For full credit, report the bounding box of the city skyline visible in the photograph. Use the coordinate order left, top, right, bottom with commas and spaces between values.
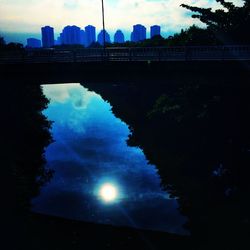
0, 0, 244, 44
29, 23, 163, 48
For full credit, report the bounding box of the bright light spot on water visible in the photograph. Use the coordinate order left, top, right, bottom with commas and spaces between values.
99, 183, 118, 203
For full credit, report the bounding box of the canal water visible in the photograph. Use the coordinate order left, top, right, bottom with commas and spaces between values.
32, 83, 188, 235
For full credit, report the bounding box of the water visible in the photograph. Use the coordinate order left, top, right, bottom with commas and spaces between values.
32, 83, 188, 235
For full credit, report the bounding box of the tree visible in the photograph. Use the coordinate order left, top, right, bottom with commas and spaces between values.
166, 25, 218, 46
181, 0, 250, 44
6, 42, 24, 50
0, 36, 6, 45
0, 36, 6, 49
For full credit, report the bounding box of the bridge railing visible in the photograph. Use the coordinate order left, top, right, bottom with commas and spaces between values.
0, 46, 250, 64
185, 45, 250, 60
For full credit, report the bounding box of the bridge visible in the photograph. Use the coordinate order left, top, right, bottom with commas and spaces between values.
1, 46, 250, 84
1, 46, 250, 64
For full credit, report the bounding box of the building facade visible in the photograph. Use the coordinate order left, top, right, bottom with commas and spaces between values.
131, 24, 146, 42
41, 26, 54, 48
114, 30, 125, 43
61, 25, 81, 45
85, 25, 96, 47
80, 30, 87, 46
27, 38, 41, 48
97, 30, 111, 45
150, 25, 161, 38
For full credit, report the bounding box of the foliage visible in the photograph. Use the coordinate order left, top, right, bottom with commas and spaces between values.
146, 79, 250, 245
135, 35, 167, 47
3, 84, 54, 213
83, 69, 250, 247
166, 25, 219, 46
181, 0, 250, 44
0, 38, 24, 51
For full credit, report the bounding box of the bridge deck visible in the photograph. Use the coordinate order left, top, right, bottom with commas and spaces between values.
1, 46, 250, 64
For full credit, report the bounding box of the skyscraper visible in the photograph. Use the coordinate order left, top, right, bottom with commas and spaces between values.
131, 24, 146, 42
97, 30, 111, 45
41, 26, 54, 48
131, 32, 135, 42
150, 25, 161, 38
27, 38, 41, 48
85, 25, 96, 47
80, 30, 87, 46
55, 36, 61, 46
61, 25, 81, 45
59, 33, 63, 45
61, 26, 70, 44
71, 25, 81, 44
114, 30, 125, 43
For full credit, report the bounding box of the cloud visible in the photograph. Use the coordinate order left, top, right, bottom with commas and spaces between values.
64, 0, 79, 10
0, 0, 244, 40
42, 83, 97, 108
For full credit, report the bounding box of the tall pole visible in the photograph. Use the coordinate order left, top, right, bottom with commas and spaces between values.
101, 0, 106, 48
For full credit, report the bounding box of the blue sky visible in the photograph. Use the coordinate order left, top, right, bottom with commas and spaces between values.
0, 0, 244, 43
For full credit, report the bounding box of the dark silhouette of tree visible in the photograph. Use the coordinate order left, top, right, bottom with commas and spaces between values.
0, 36, 6, 46
3, 83, 54, 213
166, 25, 218, 46
0, 41, 24, 51
181, 0, 250, 44
83, 65, 250, 249
7, 42, 24, 50
139, 35, 166, 47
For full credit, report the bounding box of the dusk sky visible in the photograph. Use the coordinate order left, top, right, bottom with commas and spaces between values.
0, 0, 244, 43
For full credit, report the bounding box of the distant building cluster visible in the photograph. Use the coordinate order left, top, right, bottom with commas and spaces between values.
27, 38, 41, 48
26, 24, 162, 48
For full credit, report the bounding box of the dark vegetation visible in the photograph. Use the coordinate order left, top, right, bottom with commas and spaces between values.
2, 83, 53, 211
83, 66, 250, 249
181, 0, 250, 45
0, 36, 24, 51
2, 82, 53, 248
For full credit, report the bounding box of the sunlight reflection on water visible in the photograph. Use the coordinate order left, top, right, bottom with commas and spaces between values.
32, 83, 188, 235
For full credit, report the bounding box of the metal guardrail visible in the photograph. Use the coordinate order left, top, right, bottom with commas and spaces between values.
0, 46, 250, 64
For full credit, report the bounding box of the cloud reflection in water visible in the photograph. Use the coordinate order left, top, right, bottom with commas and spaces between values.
32, 83, 188, 235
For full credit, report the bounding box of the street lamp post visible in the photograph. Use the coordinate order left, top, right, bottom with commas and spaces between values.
101, 0, 106, 49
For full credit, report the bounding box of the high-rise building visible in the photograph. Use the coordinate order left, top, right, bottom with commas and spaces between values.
61, 26, 70, 44
131, 32, 135, 42
114, 30, 125, 43
55, 36, 61, 46
41, 26, 54, 48
85, 25, 96, 47
150, 25, 161, 38
61, 25, 81, 45
71, 25, 81, 44
27, 38, 41, 48
59, 33, 63, 44
97, 30, 111, 45
131, 24, 146, 42
80, 30, 87, 46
